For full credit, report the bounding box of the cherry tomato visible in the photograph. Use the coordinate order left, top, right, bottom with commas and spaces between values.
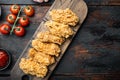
0, 24, 11, 35
19, 16, 29, 27
10, 4, 20, 15
6, 14, 17, 24
14, 26, 25, 37
24, 6, 34, 17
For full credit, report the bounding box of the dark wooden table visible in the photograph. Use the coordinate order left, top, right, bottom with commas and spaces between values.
0, 0, 120, 80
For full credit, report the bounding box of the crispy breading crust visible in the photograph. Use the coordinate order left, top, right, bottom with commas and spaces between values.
37, 31, 65, 45
50, 8, 79, 26
28, 48, 55, 66
45, 21, 74, 38
32, 39, 61, 57
19, 58, 48, 78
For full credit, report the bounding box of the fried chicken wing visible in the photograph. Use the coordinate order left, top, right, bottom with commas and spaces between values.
49, 8, 79, 26
32, 39, 60, 57
36, 31, 65, 45
28, 48, 55, 66
19, 58, 48, 78
45, 21, 74, 38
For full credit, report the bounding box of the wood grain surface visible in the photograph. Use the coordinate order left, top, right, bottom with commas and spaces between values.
11, 0, 88, 80
0, 0, 54, 5
0, 0, 120, 6
0, 0, 120, 80
0, 0, 120, 5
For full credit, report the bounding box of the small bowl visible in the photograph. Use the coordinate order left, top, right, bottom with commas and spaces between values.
0, 48, 11, 71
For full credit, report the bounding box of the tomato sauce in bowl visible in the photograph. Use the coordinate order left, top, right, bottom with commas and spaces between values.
0, 48, 11, 71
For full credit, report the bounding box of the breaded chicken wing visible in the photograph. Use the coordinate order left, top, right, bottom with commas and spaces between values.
49, 8, 79, 26
28, 48, 55, 66
32, 39, 60, 57
45, 21, 74, 38
19, 58, 48, 78
36, 31, 65, 45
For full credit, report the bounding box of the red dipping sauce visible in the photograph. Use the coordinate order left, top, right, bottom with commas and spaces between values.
0, 50, 9, 68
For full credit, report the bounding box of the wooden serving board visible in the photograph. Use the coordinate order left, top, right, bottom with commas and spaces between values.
11, 0, 88, 80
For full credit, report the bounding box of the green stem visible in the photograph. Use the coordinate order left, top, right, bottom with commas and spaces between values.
10, 7, 23, 35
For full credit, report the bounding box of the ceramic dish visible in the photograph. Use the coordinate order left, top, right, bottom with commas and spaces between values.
0, 48, 11, 71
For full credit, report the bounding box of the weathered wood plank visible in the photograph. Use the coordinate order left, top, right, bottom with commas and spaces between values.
50, 76, 86, 80
49, 73, 120, 80
1, 73, 120, 80
0, 0, 54, 5
0, 77, 10, 80
11, 0, 88, 80
0, 0, 120, 6
1, 72, 120, 80
86, 0, 120, 6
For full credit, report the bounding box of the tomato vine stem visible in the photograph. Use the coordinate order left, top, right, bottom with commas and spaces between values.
10, 7, 23, 35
